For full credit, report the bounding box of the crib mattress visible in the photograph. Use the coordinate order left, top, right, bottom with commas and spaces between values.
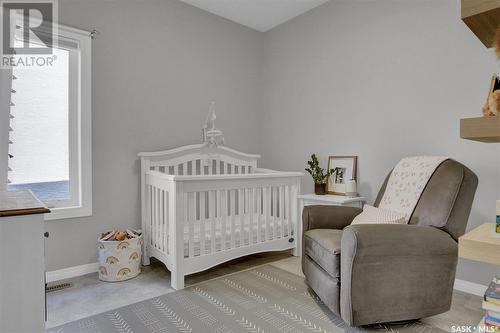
186, 221, 292, 257
151, 219, 293, 258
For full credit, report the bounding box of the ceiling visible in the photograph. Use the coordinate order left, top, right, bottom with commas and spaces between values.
178, 0, 330, 32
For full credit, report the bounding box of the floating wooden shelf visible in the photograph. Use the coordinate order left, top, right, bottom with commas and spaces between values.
459, 223, 500, 265
461, 0, 500, 48
460, 116, 500, 142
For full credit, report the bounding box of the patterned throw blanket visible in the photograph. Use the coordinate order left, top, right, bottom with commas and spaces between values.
379, 156, 448, 222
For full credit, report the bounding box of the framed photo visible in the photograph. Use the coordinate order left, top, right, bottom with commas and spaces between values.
327, 156, 358, 195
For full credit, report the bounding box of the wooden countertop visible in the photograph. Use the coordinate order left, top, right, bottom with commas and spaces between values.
458, 223, 500, 265
0, 190, 50, 217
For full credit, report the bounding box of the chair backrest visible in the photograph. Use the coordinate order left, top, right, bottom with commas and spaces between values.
374, 159, 478, 241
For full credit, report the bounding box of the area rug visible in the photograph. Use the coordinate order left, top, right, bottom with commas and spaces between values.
48, 265, 446, 333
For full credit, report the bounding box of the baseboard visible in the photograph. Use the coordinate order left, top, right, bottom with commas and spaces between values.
45, 263, 488, 297
454, 278, 488, 297
46, 262, 99, 283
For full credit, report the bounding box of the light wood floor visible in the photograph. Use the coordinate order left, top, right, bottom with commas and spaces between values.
46, 251, 483, 330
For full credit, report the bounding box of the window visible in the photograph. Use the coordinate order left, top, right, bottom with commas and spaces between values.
7, 23, 92, 220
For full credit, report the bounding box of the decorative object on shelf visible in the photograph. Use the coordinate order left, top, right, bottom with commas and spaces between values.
345, 179, 357, 198
202, 101, 224, 147
496, 26, 500, 59
483, 75, 500, 116
327, 156, 357, 195
305, 154, 336, 195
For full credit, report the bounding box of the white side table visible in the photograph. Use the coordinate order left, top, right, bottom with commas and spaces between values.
294, 194, 365, 256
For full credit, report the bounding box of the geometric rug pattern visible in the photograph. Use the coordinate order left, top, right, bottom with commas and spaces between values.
48, 265, 446, 333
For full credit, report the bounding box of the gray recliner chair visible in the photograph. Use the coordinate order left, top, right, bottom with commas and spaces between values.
302, 159, 478, 326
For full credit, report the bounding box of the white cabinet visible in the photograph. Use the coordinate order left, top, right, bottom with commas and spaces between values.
0, 190, 49, 333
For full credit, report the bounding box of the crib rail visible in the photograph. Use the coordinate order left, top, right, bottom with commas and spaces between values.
143, 171, 301, 277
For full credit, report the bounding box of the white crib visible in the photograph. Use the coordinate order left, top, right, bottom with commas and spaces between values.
139, 143, 302, 289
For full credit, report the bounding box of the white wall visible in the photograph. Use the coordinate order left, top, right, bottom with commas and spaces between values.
261, 0, 500, 285
45, 0, 264, 271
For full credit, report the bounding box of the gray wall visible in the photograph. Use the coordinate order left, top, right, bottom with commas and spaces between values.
261, 0, 500, 285
45, 0, 264, 271
47, 0, 500, 286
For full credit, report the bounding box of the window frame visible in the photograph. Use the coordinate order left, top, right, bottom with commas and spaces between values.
11, 21, 92, 221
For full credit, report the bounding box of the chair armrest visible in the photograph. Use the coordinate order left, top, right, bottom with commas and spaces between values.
340, 224, 458, 326
302, 205, 362, 231
341, 224, 457, 257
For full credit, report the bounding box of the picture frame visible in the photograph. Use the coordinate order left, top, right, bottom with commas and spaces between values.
327, 156, 358, 195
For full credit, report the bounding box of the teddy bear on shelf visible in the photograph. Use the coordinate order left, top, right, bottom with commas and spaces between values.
483, 90, 500, 116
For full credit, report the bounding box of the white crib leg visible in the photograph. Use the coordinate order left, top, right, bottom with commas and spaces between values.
171, 268, 184, 290
171, 184, 185, 290
292, 185, 302, 257
142, 248, 151, 266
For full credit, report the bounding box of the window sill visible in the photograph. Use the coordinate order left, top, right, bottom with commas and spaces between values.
44, 205, 92, 221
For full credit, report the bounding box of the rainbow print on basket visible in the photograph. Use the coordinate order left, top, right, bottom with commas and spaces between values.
106, 256, 119, 264
117, 268, 131, 278
98, 266, 107, 277
117, 241, 130, 250
97, 230, 142, 282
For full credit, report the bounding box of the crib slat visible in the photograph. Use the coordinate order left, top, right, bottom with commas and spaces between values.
148, 186, 153, 248
156, 188, 160, 248
151, 187, 155, 248
208, 159, 213, 175
209, 190, 215, 254
249, 188, 255, 245
264, 187, 269, 241
239, 188, 244, 247
200, 191, 206, 256
217, 190, 222, 250
179, 192, 185, 256
273, 187, 278, 240
159, 189, 163, 252
159, 190, 163, 252
230, 189, 236, 248
286, 186, 291, 238
291, 184, 298, 240
244, 188, 248, 246
188, 192, 194, 257
257, 188, 262, 243
280, 186, 285, 239
149, 186, 153, 248
163, 190, 168, 253
221, 190, 227, 251
215, 161, 220, 175
157, 188, 161, 249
